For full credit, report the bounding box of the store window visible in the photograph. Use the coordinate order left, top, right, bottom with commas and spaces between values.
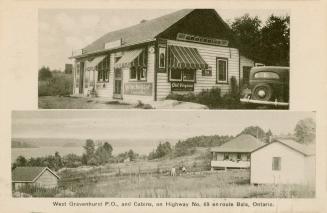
97, 56, 110, 82
170, 69, 195, 82
159, 47, 166, 68
272, 157, 281, 171
130, 66, 147, 81
217, 58, 228, 83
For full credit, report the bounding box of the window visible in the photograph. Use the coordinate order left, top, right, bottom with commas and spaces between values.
237, 153, 242, 161
170, 69, 196, 82
170, 69, 182, 81
130, 66, 147, 81
272, 157, 281, 171
254, 71, 280, 79
130, 67, 137, 80
96, 56, 110, 82
217, 58, 228, 83
223, 153, 229, 160
159, 47, 166, 68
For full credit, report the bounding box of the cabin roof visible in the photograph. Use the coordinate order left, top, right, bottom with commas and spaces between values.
12, 167, 60, 182
252, 139, 316, 156
211, 134, 265, 153
83, 9, 194, 54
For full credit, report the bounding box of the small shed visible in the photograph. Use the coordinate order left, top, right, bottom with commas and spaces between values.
12, 167, 60, 190
210, 134, 264, 169
250, 139, 315, 185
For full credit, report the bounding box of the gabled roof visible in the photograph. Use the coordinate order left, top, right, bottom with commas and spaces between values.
252, 139, 316, 156
83, 9, 194, 54
12, 167, 60, 182
211, 134, 265, 153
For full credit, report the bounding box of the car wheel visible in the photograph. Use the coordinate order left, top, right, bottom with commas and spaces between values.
252, 84, 273, 101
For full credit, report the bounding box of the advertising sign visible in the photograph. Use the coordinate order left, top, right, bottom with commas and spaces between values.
171, 82, 194, 91
124, 82, 153, 96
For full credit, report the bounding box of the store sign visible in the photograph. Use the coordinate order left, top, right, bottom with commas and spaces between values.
105, 39, 122, 50
177, 33, 229, 47
171, 82, 194, 91
124, 82, 152, 96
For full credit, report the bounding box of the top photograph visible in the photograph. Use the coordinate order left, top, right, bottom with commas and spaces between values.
38, 9, 290, 110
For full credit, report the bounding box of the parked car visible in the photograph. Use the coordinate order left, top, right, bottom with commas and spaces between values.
240, 66, 289, 107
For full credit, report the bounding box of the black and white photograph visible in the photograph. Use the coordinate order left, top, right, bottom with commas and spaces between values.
38, 9, 290, 110
11, 111, 315, 198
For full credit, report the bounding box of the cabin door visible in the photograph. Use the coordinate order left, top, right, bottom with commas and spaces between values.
113, 68, 122, 99
79, 62, 85, 94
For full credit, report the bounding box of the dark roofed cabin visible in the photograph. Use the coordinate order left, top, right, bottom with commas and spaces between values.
70, 9, 254, 102
210, 134, 264, 170
12, 167, 60, 190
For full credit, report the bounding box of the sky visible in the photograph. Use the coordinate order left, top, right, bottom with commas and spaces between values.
38, 9, 289, 71
12, 111, 314, 142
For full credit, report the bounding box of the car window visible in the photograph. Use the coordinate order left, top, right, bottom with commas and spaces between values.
254, 71, 280, 79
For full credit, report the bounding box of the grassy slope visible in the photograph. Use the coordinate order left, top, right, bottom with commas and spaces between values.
58, 148, 315, 198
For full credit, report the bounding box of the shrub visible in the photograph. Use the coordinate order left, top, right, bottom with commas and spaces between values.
38, 73, 73, 97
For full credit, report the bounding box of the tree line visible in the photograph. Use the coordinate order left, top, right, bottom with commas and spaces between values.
230, 14, 290, 66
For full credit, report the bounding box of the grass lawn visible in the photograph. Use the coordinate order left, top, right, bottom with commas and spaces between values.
38, 96, 133, 109
59, 169, 314, 198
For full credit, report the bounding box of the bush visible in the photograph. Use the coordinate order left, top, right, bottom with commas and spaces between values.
166, 77, 244, 109
38, 73, 73, 97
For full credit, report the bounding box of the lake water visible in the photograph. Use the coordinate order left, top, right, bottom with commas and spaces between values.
11, 145, 155, 162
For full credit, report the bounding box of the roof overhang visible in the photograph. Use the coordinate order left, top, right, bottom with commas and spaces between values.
69, 39, 155, 60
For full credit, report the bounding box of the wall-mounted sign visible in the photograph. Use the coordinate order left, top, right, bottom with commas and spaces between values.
177, 33, 229, 47
105, 39, 122, 50
202, 66, 212, 76
124, 82, 153, 96
171, 82, 194, 91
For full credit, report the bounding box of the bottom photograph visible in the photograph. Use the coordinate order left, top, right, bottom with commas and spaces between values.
11, 111, 316, 198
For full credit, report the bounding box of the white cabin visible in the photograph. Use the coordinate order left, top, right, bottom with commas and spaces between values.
250, 139, 315, 185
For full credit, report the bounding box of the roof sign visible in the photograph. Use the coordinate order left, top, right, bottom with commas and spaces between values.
177, 33, 229, 47
105, 39, 122, 50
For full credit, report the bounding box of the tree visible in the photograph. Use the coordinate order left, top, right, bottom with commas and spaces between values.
13, 156, 27, 168
38, 66, 52, 81
83, 139, 95, 162
260, 15, 290, 66
103, 142, 113, 155
238, 126, 266, 140
231, 14, 262, 61
294, 118, 316, 144
95, 146, 111, 164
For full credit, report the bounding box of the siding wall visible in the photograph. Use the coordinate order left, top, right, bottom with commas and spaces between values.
35, 169, 58, 188
251, 142, 309, 184
156, 40, 240, 100
240, 55, 255, 80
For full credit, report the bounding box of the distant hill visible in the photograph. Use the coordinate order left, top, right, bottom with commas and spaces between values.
12, 140, 38, 148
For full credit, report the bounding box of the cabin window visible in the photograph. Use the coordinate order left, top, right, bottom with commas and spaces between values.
130, 67, 137, 80
216, 58, 228, 83
159, 47, 166, 68
237, 153, 242, 161
254, 71, 280, 79
272, 157, 281, 171
223, 153, 229, 160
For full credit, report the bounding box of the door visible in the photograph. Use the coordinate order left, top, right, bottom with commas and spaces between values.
79, 62, 84, 94
242, 66, 252, 86
113, 68, 122, 99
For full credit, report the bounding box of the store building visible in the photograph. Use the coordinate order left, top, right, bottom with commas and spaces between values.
70, 9, 254, 102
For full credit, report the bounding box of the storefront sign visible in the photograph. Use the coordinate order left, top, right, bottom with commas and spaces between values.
105, 39, 122, 50
177, 33, 229, 47
171, 82, 194, 91
124, 82, 152, 96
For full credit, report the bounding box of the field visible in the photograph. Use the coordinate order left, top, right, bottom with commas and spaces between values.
38, 96, 133, 109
